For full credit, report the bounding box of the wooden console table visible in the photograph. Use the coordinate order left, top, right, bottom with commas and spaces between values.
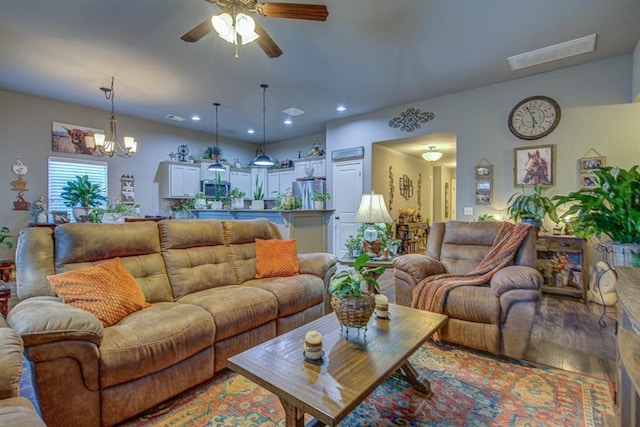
616, 267, 640, 426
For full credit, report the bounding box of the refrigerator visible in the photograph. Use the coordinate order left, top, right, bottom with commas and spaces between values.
292, 179, 325, 210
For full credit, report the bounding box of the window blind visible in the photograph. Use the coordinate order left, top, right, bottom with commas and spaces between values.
48, 156, 108, 220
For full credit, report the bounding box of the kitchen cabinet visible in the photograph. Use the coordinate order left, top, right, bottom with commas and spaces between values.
294, 157, 326, 180
536, 234, 588, 302
268, 169, 296, 197
229, 169, 251, 198
161, 162, 200, 198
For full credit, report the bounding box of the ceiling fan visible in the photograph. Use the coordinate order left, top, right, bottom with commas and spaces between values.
181, 0, 329, 58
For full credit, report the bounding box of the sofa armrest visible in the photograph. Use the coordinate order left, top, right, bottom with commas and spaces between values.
393, 254, 445, 283
7, 297, 103, 347
490, 266, 543, 297
0, 327, 23, 400
298, 253, 338, 279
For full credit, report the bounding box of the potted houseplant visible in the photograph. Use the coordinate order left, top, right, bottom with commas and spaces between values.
328, 253, 384, 331
507, 185, 558, 230
90, 201, 138, 223
345, 234, 363, 258
252, 174, 264, 210
0, 226, 14, 282
229, 188, 246, 209
193, 192, 208, 209
60, 175, 107, 222
170, 199, 195, 219
272, 188, 301, 210
553, 165, 640, 267
312, 190, 331, 210
204, 146, 223, 161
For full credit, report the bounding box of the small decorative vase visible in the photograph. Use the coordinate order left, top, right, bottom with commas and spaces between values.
211, 201, 223, 210
37, 212, 48, 224
555, 271, 564, 288
231, 198, 244, 209
72, 207, 92, 223
314, 200, 324, 210
252, 200, 264, 210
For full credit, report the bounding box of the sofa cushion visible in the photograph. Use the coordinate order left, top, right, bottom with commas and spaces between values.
255, 238, 300, 278
243, 274, 324, 317
178, 286, 278, 341
443, 285, 501, 325
47, 258, 151, 327
0, 328, 23, 400
222, 219, 282, 284
99, 302, 214, 388
159, 219, 237, 299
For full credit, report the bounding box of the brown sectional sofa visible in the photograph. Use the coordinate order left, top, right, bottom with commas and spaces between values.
7, 218, 337, 427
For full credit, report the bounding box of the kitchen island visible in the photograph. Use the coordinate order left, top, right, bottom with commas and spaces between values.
191, 209, 334, 253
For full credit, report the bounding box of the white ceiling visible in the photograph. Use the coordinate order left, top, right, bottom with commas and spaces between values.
1, 1, 639, 147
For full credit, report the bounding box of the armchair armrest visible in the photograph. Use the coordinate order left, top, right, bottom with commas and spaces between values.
0, 327, 23, 399
393, 254, 445, 283
7, 297, 103, 347
298, 253, 338, 280
490, 266, 542, 297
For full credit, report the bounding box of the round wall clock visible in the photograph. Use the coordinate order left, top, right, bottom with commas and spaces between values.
508, 96, 561, 140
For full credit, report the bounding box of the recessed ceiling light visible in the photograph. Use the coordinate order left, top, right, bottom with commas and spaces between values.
247, 129, 255, 134
336, 105, 346, 112
283, 107, 305, 116
191, 115, 201, 121
165, 114, 186, 122
284, 119, 292, 125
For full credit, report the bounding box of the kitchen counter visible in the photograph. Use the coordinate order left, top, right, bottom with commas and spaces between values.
190, 209, 335, 253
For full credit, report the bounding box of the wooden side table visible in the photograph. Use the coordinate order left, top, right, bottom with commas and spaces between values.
0, 284, 10, 318
536, 234, 588, 302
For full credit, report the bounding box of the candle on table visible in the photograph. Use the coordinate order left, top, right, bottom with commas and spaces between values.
304, 330, 323, 360
375, 294, 389, 318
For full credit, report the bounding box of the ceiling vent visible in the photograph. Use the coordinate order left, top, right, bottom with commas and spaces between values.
283, 107, 305, 116
165, 114, 186, 122
508, 34, 597, 71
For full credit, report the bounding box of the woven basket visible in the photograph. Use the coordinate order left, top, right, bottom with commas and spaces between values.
331, 293, 375, 329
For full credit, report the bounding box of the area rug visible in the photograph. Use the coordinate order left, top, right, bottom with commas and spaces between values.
119, 342, 614, 426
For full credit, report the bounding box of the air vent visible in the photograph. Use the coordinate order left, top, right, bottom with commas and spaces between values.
508, 34, 597, 71
165, 114, 186, 122
283, 107, 305, 116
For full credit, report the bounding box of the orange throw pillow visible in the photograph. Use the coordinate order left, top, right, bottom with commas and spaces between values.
48, 258, 151, 327
255, 238, 300, 279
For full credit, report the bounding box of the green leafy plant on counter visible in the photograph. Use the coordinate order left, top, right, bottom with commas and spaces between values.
253, 174, 264, 200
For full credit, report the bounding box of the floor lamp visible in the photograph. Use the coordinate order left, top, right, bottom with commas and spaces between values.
354, 192, 393, 256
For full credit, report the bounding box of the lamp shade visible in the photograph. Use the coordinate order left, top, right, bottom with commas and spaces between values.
422, 145, 443, 162
354, 193, 393, 224
253, 153, 274, 166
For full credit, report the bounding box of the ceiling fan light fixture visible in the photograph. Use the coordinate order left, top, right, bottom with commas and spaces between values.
212, 13, 234, 42
422, 146, 443, 162
235, 13, 255, 36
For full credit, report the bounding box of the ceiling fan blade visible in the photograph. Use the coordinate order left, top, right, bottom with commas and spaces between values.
254, 20, 283, 58
181, 18, 213, 42
256, 2, 329, 21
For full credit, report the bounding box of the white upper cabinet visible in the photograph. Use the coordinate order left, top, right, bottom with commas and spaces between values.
161, 162, 201, 198
294, 157, 326, 180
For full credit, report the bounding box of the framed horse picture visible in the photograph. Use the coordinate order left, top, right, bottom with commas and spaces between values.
513, 144, 555, 187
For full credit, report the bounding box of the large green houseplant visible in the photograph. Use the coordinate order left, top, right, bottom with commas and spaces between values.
507, 185, 559, 228
60, 175, 107, 222
553, 166, 640, 266
0, 226, 14, 282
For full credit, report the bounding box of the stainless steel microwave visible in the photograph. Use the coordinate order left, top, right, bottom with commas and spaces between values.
201, 180, 230, 198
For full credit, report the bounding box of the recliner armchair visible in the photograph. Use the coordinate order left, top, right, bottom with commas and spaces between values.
393, 221, 542, 359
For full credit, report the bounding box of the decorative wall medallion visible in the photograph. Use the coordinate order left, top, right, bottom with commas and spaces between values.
399, 174, 413, 200
388, 108, 435, 132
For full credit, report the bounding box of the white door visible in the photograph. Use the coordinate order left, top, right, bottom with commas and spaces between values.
332, 160, 363, 258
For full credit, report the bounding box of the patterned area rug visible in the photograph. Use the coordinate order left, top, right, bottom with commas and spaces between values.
119, 342, 614, 426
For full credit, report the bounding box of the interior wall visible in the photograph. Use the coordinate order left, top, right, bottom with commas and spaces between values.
0, 89, 258, 258
371, 144, 431, 222
266, 132, 326, 163
325, 54, 640, 264
633, 38, 640, 102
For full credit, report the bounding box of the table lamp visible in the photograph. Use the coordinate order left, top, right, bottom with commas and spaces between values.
354, 192, 393, 255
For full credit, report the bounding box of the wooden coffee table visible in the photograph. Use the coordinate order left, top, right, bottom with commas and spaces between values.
227, 303, 448, 426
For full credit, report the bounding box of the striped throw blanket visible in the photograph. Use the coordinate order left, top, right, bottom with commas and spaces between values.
412, 222, 533, 313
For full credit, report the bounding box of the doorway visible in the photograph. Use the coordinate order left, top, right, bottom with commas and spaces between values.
331, 159, 363, 257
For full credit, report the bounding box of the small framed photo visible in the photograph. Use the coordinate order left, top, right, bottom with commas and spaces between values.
514, 144, 555, 187
580, 173, 598, 189
476, 180, 492, 191
580, 156, 606, 173
51, 211, 70, 224
475, 192, 491, 205
475, 165, 493, 179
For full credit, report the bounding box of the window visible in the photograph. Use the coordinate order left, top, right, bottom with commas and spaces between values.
48, 157, 108, 219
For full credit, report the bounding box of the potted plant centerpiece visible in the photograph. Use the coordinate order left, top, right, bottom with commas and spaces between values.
252, 174, 264, 210
0, 226, 14, 282
229, 188, 246, 209
312, 190, 331, 210
344, 234, 363, 258
60, 175, 107, 222
553, 165, 640, 267
328, 253, 384, 331
507, 185, 558, 232
89, 201, 139, 223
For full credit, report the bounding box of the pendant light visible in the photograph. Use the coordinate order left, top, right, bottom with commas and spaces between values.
253, 84, 275, 166
207, 102, 227, 172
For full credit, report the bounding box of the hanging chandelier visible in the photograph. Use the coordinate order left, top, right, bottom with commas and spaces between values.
253, 84, 275, 166
208, 102, 227, 172
93, 77, 138, 158
421, 145, 443, 162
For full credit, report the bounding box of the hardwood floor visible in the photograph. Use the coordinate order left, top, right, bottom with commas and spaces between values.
377, 270, 618, 382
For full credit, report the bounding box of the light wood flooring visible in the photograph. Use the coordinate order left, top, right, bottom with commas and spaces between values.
377, 270, 618, 383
